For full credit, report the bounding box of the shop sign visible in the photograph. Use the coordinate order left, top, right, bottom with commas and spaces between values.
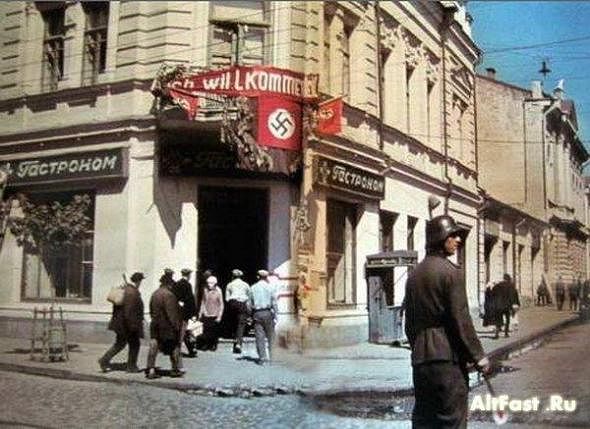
5, 148, 127, 186
313, 156, 385, 199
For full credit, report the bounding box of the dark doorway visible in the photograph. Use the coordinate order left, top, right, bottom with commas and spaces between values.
197, 186, 268, 337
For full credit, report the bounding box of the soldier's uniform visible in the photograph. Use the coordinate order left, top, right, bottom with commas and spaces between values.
405, 215, 488, 429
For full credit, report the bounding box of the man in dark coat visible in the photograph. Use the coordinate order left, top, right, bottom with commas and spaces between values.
555, 275, 566, 311
492, 274, 518, 338
146, 269, 183, 379
569, 276, 582, 311
405, 215, 490, 428
173, 268, 197, 360
98, 272, 145, 373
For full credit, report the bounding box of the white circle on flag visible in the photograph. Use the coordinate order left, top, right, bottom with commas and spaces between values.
268, 108, 295, 140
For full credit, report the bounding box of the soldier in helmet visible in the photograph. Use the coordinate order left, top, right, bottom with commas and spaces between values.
404, 215, 491, 428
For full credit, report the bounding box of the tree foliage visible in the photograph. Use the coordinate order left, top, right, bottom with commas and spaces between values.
6, 193, 92, 251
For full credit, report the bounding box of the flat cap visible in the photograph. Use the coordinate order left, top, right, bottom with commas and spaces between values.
257, 269, 269, 278
232, 269, 243, 277
181, 268, 192, 275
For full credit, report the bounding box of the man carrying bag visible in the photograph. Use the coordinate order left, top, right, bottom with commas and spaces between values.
99, 272, 145, 373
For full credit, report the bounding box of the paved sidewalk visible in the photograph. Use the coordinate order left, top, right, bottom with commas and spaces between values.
0, 306, 579, 398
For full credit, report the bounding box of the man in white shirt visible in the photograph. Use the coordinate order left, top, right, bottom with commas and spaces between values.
225, 269, 251, 354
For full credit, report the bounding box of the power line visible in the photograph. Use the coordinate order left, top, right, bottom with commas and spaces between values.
482, 34, 590, 54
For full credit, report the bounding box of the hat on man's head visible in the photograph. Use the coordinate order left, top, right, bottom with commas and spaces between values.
130, 272, 145, 282
257, 269, 269, 278
232, 269, 243, 277
164, 267, 174, 276
206, 275, 218, 286
181, 268, 192, 276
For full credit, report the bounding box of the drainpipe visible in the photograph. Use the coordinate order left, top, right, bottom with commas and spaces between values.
522, 101, 528, 204
585, 186, 590, 279
440, 5, 457, 215
513, 217, 526, 294
376, 0, 384, 151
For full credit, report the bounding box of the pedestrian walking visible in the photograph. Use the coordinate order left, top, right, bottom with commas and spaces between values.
482, 280, 497, 329
555, 275, 566, 311
199, 275, 224, 351
492, 273, 516, 338
146, 269, 183, 379
569, 276, 582, 311
249, 269, 278, 365
537, 274, 549, 306
173, 268, 198, 365
99, 272, 145, 373
225, 269, 251, 354
404, 215, 490, 428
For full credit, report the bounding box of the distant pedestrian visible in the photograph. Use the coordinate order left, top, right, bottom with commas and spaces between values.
569, 276, 582, 311
146, 269, 183, 379
225, 269, 251, 354
199, 275, 224, 351
173, 268, 198, 364
537, 274, 549, 306
404, 215, 490, 428
555, 275, 566, 311
482, 281, 497, 329
249, 269, 278, 365
99, 272, 145, 373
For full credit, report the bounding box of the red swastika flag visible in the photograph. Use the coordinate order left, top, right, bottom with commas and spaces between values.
257, 95, 302, 151
168, 88, 199, 120
316, 97, 343, 135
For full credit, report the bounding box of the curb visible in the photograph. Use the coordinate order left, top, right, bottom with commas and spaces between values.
0, 314, 580, 399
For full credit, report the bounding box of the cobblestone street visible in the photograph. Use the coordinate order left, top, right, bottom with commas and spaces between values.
469, 319, 590, 427
0, 370, 411, 429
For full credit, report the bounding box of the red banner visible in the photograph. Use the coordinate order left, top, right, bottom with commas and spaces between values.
168, 66, 319, 101
169, 88, 199, 119
316, 97, 343, 135
257, 96, 302, 151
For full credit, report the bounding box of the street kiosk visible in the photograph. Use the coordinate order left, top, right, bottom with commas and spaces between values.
365, 250, 418, 344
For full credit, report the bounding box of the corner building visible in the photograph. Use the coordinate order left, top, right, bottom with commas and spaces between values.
0, 1, 481, 348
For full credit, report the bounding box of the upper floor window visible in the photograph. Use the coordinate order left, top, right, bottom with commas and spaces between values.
208, 1, 268, 68
341, 24, 351, 100
40, 4, 65, 91
82, 2, 109, 85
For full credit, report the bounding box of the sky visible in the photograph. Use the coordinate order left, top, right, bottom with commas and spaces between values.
468, 1, 590, 148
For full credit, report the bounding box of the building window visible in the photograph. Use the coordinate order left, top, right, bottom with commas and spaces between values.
342, 25, 351, 100
327, 199, 357, 305
407, 216, 418, 251
21, 191, 94, 302
379, 211, 398, 252
82, 2, 109, 85
40, 5, 65, 91
323, 13, 332, 92
427, 81, 434, 141
208, 1, 268, 68
405, 65, 414, 133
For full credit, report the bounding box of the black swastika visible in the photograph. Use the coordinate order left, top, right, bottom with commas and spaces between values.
270, 111, 294, 137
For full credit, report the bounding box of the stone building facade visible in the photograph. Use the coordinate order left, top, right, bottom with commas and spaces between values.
477, 70, 589, 304
0, 1, 481, 347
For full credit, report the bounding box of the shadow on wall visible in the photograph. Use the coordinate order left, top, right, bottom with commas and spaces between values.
153, 175, 183, 248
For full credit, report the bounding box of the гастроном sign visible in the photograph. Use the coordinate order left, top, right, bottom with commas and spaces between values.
313, 155, 385, 199
5, 148, 127, 186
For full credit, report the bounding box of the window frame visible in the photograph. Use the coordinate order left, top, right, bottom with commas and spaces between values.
82, 1, 110, 86
19, 190, 95, 304
326, 198, 358, 308
40, 6, 66, 92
